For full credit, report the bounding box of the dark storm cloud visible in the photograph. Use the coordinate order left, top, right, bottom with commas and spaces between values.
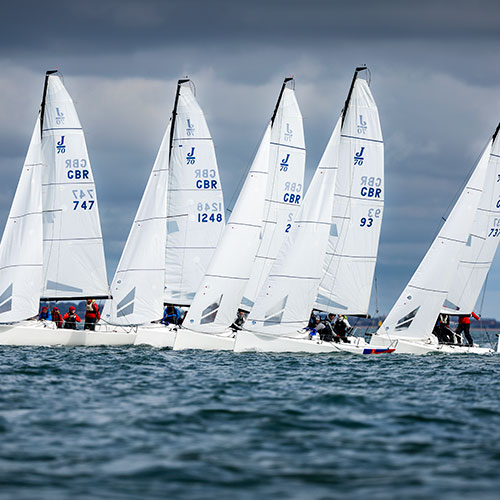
2, 0, 500, 56
0, 0, 499, 317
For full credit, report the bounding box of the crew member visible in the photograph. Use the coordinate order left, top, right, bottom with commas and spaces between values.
455, 312, 480, 347
231, 310, 246, 331
51, 307, 63, 328
333, 315, 351, 343
84, 299, 100, 331
63, 306, 81, 330
38, 306, 51, 321
161, 304, 182, 325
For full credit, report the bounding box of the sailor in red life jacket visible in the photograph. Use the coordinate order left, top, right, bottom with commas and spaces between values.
51, 306, 63, 328
455, 312, 480, 347
63, 306, 81, 330
84, 299, 100, 331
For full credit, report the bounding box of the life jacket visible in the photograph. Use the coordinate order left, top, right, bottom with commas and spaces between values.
85, 301, 100, 320
64, 313, 78, 330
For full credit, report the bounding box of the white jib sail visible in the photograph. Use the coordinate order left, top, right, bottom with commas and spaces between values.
0, 119, 44, 322
40, 73, 109, 299
105, 122, 171, 325
443, 130, 500, 315
246, 118, 341, 335
184, 124, 272, 332
164, 81, 225, 306
241, 83, 306, 310
377, 141, 490, 342
315, 77, 384, 315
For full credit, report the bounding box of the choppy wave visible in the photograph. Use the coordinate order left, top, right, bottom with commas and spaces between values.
1, 346, 499, 499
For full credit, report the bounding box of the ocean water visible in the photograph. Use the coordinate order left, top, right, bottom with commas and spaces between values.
1, 341, 500, 500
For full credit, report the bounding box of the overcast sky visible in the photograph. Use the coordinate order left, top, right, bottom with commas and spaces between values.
1, 0, 500, 318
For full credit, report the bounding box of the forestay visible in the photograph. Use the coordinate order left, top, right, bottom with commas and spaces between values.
105, 123, 171, 325
246, 118, 341, 335
315, 75, 384, 315
40, 73, 109, 299
443, 126, 500, 315
0, 119, 44, 322
164, 81, 225, 306
241, 82, 305, 309
377, 140, 490, 342
184, 124, 271, 332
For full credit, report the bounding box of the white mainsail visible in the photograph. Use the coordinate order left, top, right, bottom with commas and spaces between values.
105, 123, 171, 325
0, 119, 44, 322
184, 124, 272, 332
40, 72, 109, 299
443, 126, 500, 315
377, 137, 490, 342
245, 118, 341, 335
241, 79, 305, 310
164, 80, 225, 306
315, 71, 384, 315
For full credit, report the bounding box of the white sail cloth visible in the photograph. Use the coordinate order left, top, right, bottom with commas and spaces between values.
105, 123, 171, 325
315, 78, 384, 315
0, 119, 44, 322
164, 82, 225, 306
41, 74, 109, 298
377, 142, 490, 342
184, 125, 272, 332
241, 86, 305, 309
443, 133, 500, 314
246, 118, 341, 335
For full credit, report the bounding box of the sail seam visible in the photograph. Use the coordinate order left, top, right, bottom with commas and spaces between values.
270, 141, 306, 151
228, 222, 262, 228
173, 137, 212, 142
9, 211, 43, 219
0, 264, 43, 271
205, 274, 248, 280
325, 252, 376, 259
408, 284, 447, 294
267, 275, 318, 280
43, 237, 103, 241
341, 134, 383, 144
335, 193, 385, 202
42, 127, 82, 132
116, 268, 165, 273
438, 235, 467, 244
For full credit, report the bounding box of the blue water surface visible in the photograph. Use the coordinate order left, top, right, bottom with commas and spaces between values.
1, 344, 499, 500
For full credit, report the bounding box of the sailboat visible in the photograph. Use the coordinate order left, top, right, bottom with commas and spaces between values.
0, 71, 134, 346
103, 79, 225, 347
172, 77, 306, 351
370, 124, 500, 354
233, 67, 386, 354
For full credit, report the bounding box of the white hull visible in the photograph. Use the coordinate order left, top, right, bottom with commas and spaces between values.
172, 328, 235, 351
371, 335, 495, 355
233, 330, 395, 354
0, 321, 136, 346
133, 324, 178, 348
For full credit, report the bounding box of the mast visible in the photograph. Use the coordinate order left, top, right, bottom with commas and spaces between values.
40, 70, 58, 138
493, 122, 500, 141
271, 77, 294, 125
169, 78, 190, 161
341, 65, 367, 126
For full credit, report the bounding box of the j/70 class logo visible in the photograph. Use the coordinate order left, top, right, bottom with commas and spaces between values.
186, 119, 195, 136
56, 136, 66, 154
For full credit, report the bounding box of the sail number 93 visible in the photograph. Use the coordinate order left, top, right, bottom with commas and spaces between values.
360, 208, 381, 227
